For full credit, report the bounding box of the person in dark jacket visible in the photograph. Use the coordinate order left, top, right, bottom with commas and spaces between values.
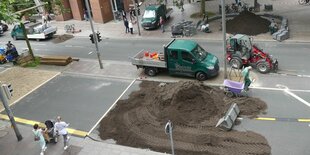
124, 19, 129, 33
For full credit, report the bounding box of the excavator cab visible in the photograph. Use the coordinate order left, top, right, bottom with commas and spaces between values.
226, 34, 278, 74
227, 34, 252, 60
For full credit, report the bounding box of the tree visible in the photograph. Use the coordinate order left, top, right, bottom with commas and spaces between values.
200, 0, 206, 15
0, 0, 67, 61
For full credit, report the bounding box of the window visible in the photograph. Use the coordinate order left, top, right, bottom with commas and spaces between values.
170, 51, 178, 60
181, 51, 193, 62
143, 10, 156, 18
192, 45, 208, 61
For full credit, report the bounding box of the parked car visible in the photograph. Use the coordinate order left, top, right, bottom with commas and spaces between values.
0, 22, 9, 31
11, 21, 57, 41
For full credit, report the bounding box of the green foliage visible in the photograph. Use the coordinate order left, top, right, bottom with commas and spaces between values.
24, 56, 40, 67
0, 0, 67, 23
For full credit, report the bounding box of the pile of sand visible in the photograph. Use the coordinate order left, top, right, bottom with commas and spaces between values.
99, 81, 270, 155
227, 11, 271, 35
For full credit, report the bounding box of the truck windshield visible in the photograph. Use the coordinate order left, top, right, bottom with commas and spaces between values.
192, 45, 208, 61
143, 10, 156, 18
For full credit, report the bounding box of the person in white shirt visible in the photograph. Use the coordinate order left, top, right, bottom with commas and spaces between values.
54, 116, 70, 150
42, 14, 47, 24
129, 20, 133, 34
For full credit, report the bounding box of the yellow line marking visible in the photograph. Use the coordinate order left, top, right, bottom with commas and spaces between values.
298, 119, 310, 122
255, 117, 276, 121
0, 114, 87, 137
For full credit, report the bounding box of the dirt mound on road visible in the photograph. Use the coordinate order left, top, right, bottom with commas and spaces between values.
52, 34, 74, 44
99, 81, 270, 155
227, 11, 270, 35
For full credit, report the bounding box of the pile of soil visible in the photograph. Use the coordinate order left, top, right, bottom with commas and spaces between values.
227, 11, 271, 35
52, 34, 74, 44
99, 81, 270, 155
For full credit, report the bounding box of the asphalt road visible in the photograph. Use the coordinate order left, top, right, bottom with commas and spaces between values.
2, 73, 132, 132
1, 37, 310, 154
1, 37, 310, 75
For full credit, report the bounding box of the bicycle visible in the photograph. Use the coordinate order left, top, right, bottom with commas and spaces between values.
114, 11, 122, 21
64, 24, 75, 33
299, 0, 310, 5
65, 24, 81, 33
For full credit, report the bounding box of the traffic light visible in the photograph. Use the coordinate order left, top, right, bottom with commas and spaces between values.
96, 32, 102, 42
2, 84, 13, 100
89, 34, 94, 44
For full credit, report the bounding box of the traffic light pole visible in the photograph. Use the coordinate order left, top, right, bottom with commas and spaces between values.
0, 84, 22, 141
85, 0, 103, 69
221, 0, 227, 79
132, 0, 141, 36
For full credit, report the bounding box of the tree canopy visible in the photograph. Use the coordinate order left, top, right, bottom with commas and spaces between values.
0, 0, 66, 23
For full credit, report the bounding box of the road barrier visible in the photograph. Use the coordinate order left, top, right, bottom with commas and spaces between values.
216, 103, 240, 131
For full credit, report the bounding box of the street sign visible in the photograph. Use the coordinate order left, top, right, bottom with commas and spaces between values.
165, 120, 172, 134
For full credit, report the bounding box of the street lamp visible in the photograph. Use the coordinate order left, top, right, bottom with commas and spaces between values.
221, 0, 227, 79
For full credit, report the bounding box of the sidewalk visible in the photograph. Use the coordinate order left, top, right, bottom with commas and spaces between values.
0, 120, 167, 155
51, 0, 310, 42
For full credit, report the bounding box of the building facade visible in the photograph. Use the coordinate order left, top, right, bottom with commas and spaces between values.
55, 0, 132, 23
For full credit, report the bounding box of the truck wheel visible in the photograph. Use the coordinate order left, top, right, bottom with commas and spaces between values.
229, 57, 243, 69
145, 67, 157, 76
196, 71, 207, 81
256, 61, 271, 74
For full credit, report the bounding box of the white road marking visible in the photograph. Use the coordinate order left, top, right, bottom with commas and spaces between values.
65, 45, 85, 48
284, 89, 310, 107
253, 86, 310, 93
88, 51, 93, 55
31, 43, 46, 46
87, 79, 137, 135
275, 84, 310, 107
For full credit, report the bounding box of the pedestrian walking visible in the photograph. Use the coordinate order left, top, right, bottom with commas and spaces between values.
122, 10, 127, 20
42, 14, 47, 24
160, 16, 165, 33
54, 116, 70, 150
47, 13, 52, 23
84, 10, 89, 21
124, 19, 129, 33
241, 66, 254, 91
33, 124, 47, 155
129, 8, 135, 21
129, 20, 133, 34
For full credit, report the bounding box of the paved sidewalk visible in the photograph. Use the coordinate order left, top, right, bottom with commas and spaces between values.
0, 120, 167, 155
51, 0, 310, 42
